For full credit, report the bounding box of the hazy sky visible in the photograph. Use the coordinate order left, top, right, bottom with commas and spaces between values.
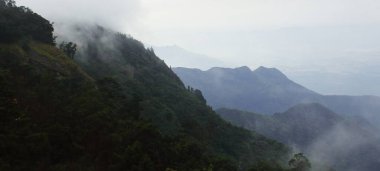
17, 0, 380, 96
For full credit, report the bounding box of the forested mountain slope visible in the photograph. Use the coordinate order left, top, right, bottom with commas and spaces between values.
0, 1, 290, 170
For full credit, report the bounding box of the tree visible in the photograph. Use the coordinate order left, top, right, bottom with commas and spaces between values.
194, 89, 206, 104
59, 41, 77, 59
248, 161, 286, 171
288, 153, 311, 171
0, 0, 15, 8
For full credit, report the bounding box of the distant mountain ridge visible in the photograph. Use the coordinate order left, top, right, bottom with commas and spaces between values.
173, 66, 318, 113
173, 66, 380, 128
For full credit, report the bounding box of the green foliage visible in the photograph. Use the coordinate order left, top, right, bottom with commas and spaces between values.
59, 41, 77, 59
0, 0, 55, 44
0, 0, 15, 8
288, 153, 311, 171
248, 161, 287, 171
0, 42, 226, 170
0, 4, 290, 170
188, 86, 207, 104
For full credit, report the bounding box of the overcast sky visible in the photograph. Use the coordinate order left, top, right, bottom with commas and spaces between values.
17, 0, 380, 96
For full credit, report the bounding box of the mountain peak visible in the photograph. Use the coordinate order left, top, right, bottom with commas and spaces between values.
207, 66, 251, 73
236, 66, 251, 70
253, 66, 288, 80
231, 66, 252, 75
207, 67, 227, 72
254, 66, 283, 74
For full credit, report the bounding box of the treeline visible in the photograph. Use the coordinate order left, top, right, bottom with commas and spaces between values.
0, 0, 55, 44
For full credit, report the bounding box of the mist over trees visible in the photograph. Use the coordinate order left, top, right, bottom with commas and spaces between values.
59, 41, 77, 59
217, 105, 380, 171
288, 153, 311, 171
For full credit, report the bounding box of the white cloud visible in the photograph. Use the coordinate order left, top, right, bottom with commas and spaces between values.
16, 0, 143, 33
141, 0, 380, 31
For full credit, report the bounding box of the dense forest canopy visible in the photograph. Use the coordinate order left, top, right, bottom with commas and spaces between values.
0, 0, 55, 44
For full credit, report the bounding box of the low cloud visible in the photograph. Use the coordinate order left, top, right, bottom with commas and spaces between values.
16, 0, 143, 32
307, 122, 380, 171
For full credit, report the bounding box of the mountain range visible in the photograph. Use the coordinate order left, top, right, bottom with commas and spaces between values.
173, 66, 380, 129
173, 65, 380, 170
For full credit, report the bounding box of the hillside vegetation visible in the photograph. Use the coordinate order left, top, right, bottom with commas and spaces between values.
0, 1, 292, 170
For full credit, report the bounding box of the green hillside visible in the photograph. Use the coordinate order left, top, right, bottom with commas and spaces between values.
0, 1, 290, 170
